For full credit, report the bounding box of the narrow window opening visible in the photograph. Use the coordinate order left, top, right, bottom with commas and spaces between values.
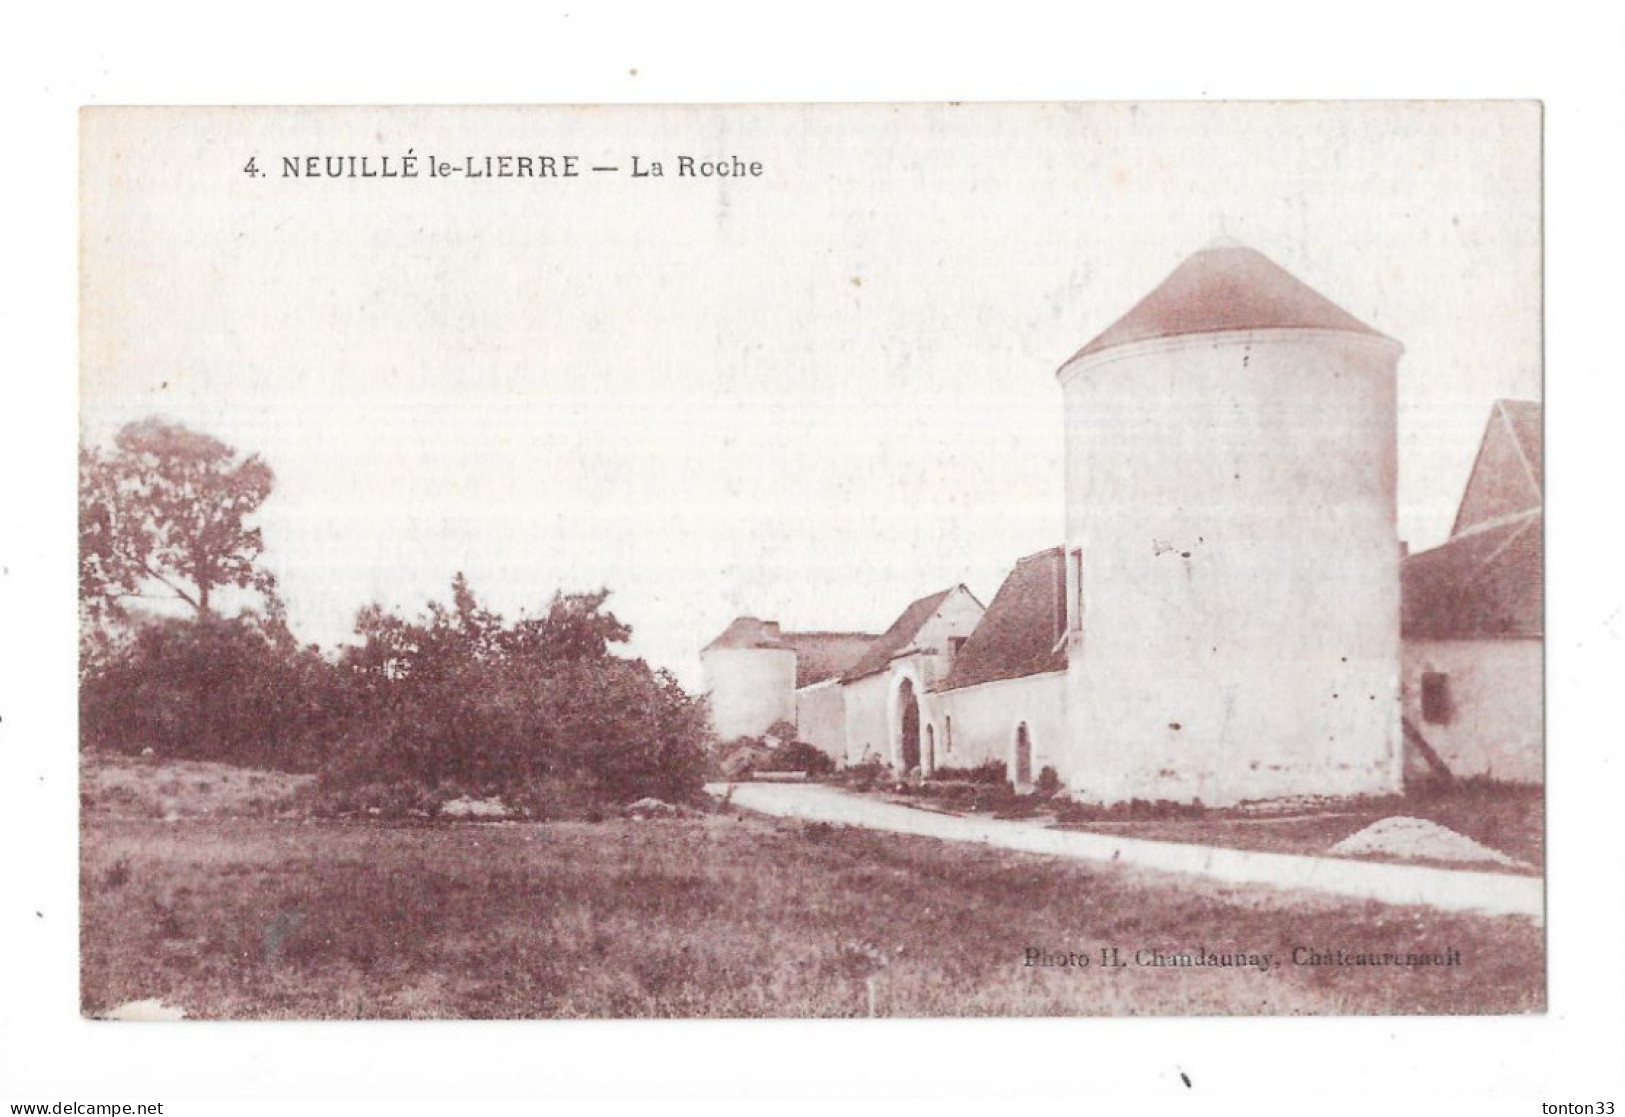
1066, 548, 1084, 633
1420, 671, 1452, 725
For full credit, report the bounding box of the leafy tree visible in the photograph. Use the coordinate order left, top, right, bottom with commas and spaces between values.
328, 576, 710, 813
79, 418, 276, 618
79, 446, 132, 621
80, 611, 343, 771
508, 588, 633, 663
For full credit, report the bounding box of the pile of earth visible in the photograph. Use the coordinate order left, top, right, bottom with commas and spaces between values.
1328, 816, 1529, 869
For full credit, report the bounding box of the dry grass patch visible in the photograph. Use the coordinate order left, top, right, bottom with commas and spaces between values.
82, 752, 313, 820
1052, 782, 1543, 873
82, 810, 1542, 1020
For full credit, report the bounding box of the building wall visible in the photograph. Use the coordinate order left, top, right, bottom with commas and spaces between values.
840, 672, 892, 765
1059, 329, 1404, 806
915, 591, 987, 688
795, 679, 847, 760
700, 646, 797, 741
927, 671, 1068, 783
1401, 638, 1542, 784
835, 589, 986, 769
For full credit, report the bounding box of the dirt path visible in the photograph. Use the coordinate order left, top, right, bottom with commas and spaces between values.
710, 782, 1544, 923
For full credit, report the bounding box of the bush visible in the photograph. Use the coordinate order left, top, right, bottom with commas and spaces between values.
79, 613, 343, 772
318, 654, 709, 809
929, 759, 1009, 785
755, 740, 836, 777
1035, 766, 1062, 795
833, 757, 888, 791
309, 773, 444, 820
1051, 797, 1209, 824
82, 575, 715, 817
764, 719, 800, 743
319, 577, 712, 811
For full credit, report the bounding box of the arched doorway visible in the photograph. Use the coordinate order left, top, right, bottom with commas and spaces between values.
924, 724, 936, 777
896, 678, 921, 772
1013, 722, 1033, 786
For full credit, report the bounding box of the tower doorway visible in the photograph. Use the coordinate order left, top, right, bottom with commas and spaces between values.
897, 678, 921, 772
1014, 722, 1033, 786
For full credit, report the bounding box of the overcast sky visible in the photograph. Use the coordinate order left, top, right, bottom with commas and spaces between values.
80, 103, 1541, 688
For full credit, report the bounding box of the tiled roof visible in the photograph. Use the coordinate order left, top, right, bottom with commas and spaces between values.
701, 618, 878, 687
1451, 399, 1543, 536
701, 617, 789, 654
841, 588, 958, 682
1403, 399, 1543, 639
1065, 242, 1389, 364
781, 631, 880, 688
1402, 510, 1543, 639
939, 547, 1068, 691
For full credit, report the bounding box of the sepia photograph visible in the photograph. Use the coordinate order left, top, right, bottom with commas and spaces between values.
75, 102, 1543, 1023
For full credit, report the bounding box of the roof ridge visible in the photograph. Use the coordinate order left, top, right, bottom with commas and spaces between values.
1460, 513, 1540, 593
1496, 399, 1543, 501
939, 549, 1068, 692
1446, 506, 1541, 544
1402, 508, 1542, 641
838, 585, 966, 683
1449, 400, 1543, 537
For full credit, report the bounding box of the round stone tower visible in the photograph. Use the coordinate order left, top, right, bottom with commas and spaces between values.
699, 617, 799, 741
1056, 242, 1404, 805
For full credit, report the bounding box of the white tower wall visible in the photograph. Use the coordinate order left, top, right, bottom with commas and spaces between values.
1059, 328, 1403, 805
701, 645, 798, 741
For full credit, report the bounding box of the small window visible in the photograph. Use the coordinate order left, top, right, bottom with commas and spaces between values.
944, 716, 953, 754
1067, 548, 1084, 633
1420, 671, 1452, 725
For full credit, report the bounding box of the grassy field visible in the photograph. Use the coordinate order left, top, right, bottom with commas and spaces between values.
1048, 783, 1544, 871
82, 807, 1544, 1020
81, 754, 313, 819
869, 777, 1543, 872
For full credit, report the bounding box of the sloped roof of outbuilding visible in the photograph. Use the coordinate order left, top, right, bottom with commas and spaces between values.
1402, 510, 1543, 640
782, 631, 880, 688
1451, 399, 1543, 536
939, 547, 1069, 691
702, 617, 789, 654
1064, 242, 1390, 364
702, 618, 878, 688
1403, 399, 1543, 641
841, 587, 964, 683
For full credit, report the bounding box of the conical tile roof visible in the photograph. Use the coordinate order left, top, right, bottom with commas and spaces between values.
1066, 243, 1389, 364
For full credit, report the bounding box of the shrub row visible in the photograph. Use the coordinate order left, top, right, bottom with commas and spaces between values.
80, 580, 714, 815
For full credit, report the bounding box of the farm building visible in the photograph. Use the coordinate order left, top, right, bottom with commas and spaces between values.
700, 618, 877, 741
702, 242, 1537, 804
1399, 400, 1543, 785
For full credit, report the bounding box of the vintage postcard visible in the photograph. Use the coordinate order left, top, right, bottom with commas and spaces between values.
78, 102, 1542, 1020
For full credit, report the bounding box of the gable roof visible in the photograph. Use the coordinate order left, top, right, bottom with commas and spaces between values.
702, 618, 878, 688
1403, 400, 1543, 641
939, 547, 1069, 691
1065, 242, 1390, 364
1402, 510, 1543, 640
781, 631, 880, 688
1450, 399, 1543, 536
841, 587, 960, 682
